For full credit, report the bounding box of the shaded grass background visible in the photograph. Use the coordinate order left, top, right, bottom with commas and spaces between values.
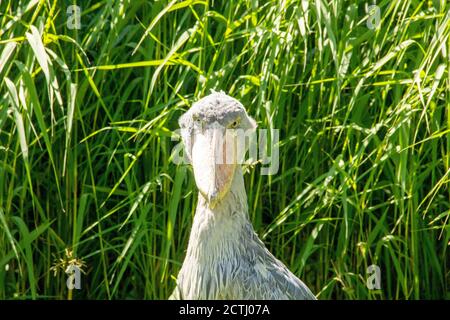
0, 0, 449, 299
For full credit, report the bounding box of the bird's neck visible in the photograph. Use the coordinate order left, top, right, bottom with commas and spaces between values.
186, 167, 252, 256
176, 168, 256, 299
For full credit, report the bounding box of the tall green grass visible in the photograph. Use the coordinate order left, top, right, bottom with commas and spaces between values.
0, 0, 448, 299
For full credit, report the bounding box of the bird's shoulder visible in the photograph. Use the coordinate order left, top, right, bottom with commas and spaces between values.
230, 227, 316, 300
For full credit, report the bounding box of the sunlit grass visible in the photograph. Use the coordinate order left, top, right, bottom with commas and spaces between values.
0, 0, 449, 299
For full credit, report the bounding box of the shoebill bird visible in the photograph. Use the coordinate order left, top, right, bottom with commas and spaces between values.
170, 91, 316, 300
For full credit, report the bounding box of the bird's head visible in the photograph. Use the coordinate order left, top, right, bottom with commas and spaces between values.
179, 91, 257, 208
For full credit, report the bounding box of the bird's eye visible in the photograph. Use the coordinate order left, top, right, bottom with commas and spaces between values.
193, 116, 203, 131
230, 119, 240, 128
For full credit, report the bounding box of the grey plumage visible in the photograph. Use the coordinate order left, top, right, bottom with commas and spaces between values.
171, 92, 316, 300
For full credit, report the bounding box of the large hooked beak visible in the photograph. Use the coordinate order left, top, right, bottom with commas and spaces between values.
191, 127, 237, 208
